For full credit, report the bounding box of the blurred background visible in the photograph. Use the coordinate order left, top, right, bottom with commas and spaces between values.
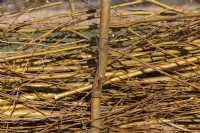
1, 0, 200, 12
0, 0, 199, 26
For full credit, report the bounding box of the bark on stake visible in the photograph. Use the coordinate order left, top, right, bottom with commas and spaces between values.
91, 0, 111, 132
69, 0, 77, 26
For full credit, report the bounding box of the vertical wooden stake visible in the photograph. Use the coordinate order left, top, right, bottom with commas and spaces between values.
91, 0, 111, 132
69, 0, 77, 26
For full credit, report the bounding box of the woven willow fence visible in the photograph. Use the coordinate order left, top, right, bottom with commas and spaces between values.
0, 0, 200, 132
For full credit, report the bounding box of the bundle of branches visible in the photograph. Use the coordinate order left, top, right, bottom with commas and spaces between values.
0, 0, 199, 132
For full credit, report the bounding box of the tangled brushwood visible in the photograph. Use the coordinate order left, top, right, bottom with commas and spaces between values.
0, 0, 200, 132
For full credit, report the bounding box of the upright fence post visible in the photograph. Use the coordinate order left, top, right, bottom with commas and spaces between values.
68, 0, 77, 26
91, 0, 111, 132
